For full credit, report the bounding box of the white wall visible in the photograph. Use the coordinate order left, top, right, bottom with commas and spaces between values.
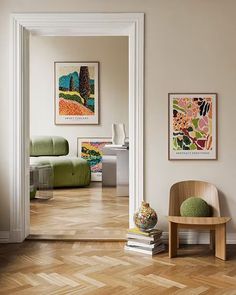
0, 0, 236, 236
30, 36, 129, 156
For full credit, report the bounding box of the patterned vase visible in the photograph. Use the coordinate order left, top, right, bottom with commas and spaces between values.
134, 201, 158, 231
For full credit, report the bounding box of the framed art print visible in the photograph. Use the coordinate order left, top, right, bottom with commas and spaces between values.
55, 62, 99, 124
77, 137, 112, 181
168, 93, 217, 160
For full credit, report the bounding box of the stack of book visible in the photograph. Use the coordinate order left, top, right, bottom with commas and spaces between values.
124, 227, 165, 255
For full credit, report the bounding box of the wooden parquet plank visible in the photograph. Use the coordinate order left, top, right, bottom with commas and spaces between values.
167, 286, 209, 295
74, 273, 106, 288
134, 273, 185, 289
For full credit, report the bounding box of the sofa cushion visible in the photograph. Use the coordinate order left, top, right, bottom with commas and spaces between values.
30, 156, 91, 187
30, 136, 69, 156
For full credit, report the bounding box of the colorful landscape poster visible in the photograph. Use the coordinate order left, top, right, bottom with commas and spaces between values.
55, 62, 99, 124
77, 138, 112, 181
169, 93, 217, 160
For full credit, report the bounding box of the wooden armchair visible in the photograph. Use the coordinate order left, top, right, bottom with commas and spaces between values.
168, 180, 231, 260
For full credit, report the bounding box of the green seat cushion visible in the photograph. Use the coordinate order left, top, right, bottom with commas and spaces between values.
180, 197, 210, 217
30, 156, 91, 188
30, 136, 69, 156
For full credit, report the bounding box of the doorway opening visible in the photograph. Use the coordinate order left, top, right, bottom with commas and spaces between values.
10, 13, 144, 242
29, 36, 129, 239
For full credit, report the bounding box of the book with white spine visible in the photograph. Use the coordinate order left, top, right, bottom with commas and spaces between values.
126, 238, 157, 245
127, 240, 162, 248
126, 233, 162, 241
124, 244, 165, 255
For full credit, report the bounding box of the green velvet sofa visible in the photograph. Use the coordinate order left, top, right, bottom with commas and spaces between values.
30, 136, 91, 188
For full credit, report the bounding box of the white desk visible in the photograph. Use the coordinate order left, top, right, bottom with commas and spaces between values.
102, 146, 129, 197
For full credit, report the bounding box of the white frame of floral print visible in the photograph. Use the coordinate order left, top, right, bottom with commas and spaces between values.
168, 93, 217, 160
54, 61, 99, 125
9, 13, 144, 242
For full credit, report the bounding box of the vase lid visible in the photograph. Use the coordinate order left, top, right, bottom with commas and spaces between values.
142, 201, 150, 207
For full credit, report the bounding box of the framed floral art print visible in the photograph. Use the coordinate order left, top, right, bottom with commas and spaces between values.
168, 93, 217, 160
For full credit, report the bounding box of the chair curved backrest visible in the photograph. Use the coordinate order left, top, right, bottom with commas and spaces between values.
169, 180, 220, 217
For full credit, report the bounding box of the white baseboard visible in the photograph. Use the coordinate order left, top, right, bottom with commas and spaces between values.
0, 231, 10, 243
226, 233, 236, 244
9, 230, 25, 243
162, 232, 236, 244
2, 231, 236, 244
0, 230, 25, 243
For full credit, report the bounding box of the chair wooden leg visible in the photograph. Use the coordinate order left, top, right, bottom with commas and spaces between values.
215, 223, 226, 261
210, 230, 215, 250
169, 222, 178, 258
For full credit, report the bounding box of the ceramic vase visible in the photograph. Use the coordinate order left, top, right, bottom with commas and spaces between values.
112, 123, 126, 145
134, 201, 158, 231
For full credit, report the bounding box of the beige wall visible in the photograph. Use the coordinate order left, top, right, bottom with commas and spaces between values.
30, 36, 129, 156
1, 0, 236, 235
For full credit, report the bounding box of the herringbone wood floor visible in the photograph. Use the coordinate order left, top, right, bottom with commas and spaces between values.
30, 184, 128, 240
1, 241, 236, 294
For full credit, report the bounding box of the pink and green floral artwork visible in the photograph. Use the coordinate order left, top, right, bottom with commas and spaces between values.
169, 94, 217, 160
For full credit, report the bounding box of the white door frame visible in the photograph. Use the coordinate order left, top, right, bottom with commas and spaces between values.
9, 13, 144, 242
